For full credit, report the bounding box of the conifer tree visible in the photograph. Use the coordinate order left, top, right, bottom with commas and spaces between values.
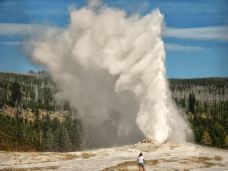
201, 130, 212, 146
224, 135, 228, 148
11, 82, 22, 107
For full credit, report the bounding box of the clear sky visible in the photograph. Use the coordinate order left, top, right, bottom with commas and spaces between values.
0, 0, 227, 78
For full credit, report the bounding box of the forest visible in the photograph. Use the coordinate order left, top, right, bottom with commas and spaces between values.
0, 72, 227, 151
0, 72, 82, 152
170, 78, 228, 148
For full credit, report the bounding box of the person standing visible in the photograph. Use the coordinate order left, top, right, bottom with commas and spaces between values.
137, 152, 145, 171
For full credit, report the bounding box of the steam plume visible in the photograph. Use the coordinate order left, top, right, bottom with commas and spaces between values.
28, 5, 192, 147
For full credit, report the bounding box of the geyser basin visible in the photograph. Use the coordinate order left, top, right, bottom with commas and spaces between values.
29, 5, 192, 146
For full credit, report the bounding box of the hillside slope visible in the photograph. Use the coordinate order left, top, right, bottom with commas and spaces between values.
0, 72, 227, 150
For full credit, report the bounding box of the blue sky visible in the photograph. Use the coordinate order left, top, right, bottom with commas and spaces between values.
0, 0, 227, 78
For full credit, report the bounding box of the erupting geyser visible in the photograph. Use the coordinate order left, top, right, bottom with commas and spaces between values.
28, 4, 192, 146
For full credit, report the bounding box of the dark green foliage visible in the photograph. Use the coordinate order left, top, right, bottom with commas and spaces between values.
169, 78, 228, 149
188, 93, 195, 114
0, 113, 82, 152
0, 72, 58, 111
201, 130, 212, 146
0, 72, 227, 150
0, 72, 82, 152
10, 82, 22, 107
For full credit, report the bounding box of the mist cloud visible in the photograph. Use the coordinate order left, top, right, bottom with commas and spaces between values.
28, 5, 192, 147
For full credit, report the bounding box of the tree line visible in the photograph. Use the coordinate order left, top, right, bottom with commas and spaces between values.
0, 112, 82, 151
0, 72, 227, 150
0, 72, 83, 151
169, 78, 228, 148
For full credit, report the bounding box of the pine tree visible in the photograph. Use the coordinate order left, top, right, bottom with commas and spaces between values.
188, 92, 196, 114
201, 130, 212, 146
45, 128, 54, 151
224, 135, 228, 148
10, 82, 22, 107
61, 126, 72, 151
211, 122, 226, 147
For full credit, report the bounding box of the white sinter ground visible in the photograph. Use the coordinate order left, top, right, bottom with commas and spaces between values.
0, 140, 227, 171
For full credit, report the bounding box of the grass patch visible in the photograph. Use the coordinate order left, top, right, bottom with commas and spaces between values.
102, 156, 226, 171
145, 159, 159, 166
62, 153, 79, 160
103, 160, 160, 171
0, 166, 59, 171
81, 152, 96, 159
103, 161, 136, 171
214, 155, 223, 161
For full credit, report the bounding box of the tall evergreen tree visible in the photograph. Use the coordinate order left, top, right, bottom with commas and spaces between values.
11, 82, 22, 107
224, 135, 228, 148
188, 92, 196, 114
201, 130, 212, 146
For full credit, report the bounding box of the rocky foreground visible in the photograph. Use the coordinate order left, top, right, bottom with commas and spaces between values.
0, 140, 227, 171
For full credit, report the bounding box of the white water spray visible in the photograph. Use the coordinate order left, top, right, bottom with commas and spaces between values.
29, 5, 192, 146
